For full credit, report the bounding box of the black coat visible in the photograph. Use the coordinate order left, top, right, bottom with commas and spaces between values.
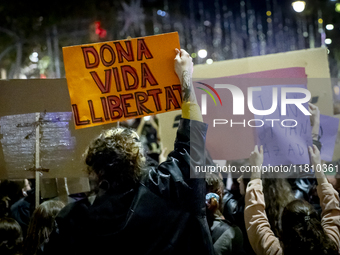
44, 119, 215, 255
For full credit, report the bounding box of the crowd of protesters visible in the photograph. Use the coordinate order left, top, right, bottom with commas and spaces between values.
0, 48, 339, 255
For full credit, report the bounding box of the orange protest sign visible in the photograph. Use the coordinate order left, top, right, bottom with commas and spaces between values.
63, 32, 181, 129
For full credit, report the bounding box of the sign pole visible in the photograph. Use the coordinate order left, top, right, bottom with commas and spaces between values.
35, 112, 40, 208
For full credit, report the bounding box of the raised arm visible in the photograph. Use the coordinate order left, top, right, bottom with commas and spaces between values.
244, 145, 283, 255
309, 145, 340, 250
147, 50, 213, 253
174, 48, 203, 122
249, 145, 263, 180
309, 103, 320, 142
147, 48, 207, 202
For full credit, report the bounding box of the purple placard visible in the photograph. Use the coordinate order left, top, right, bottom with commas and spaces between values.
319, 114, 340, 161
193, 67, 308, 162
253, 85, 313, 166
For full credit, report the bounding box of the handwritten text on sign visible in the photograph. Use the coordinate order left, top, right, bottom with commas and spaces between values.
63, 32, 181, 129
253, 85, 313, 166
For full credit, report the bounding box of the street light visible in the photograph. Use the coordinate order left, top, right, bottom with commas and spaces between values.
292, 1, 306, 13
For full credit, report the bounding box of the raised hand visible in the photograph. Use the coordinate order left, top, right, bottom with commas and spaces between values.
309, 103, 320, 140
309, 144, 327, 184
249, 145, 263, 180
308, 144, 321, 167
249, 145, 264, 167
174, 48, 195, 103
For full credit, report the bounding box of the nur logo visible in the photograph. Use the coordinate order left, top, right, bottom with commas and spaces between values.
196, 83, 311, 116
196, 82, 223, 115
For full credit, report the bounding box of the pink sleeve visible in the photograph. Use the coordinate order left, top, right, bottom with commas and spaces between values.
317, 182, 340, 251
244, 179, 283, 255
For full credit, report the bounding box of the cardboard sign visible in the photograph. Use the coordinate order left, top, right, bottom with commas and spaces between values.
319, 114, 340, 161
63, 32, 181, 129
193, 48, 333, 116
0, 79, 117, 180
41, 178, 58, 199
0, 112, 77, 179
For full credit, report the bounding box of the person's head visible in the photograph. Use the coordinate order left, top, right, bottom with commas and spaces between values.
0, 180, 24, 217
85, 127, 145, 191
24, 200, 64, 255
281, 199, 338, 255
206, 172, 224, 203
205, 172, 225, 226
0, 217, 23, 255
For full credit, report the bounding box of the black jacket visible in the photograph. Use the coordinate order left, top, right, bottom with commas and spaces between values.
44, 119, 215, 255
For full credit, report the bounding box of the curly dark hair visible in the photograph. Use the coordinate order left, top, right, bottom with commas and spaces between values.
281, 199, 338, 255
85, 127, 145, 191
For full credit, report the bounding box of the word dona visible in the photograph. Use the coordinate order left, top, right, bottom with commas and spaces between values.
213, 119, 298, 127
201, 85, 311, 116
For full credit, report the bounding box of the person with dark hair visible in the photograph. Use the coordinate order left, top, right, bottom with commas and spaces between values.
205, 172, 245, 255
23, 200, 64, 255
245, 145, 340, 255
290, 103, 321, 202
262, 175, 295, 238
228, 171, 295, 241
0, 217, 23, 255
0, 180, 24, 218
281, 199, 338, 255
10, 179, 36, 238
43, 49, 214, 255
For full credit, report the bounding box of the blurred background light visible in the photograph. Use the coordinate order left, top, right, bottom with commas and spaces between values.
325, 38, 332, 44
206, 58, 213, 64
292, 1, 306, 13
326, 24, 334, 30
198, 49, 207, 58
157, 10, 166, 16
29, 52, 39, 63
204, 20, 211, 26
336, 3, 340, 13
